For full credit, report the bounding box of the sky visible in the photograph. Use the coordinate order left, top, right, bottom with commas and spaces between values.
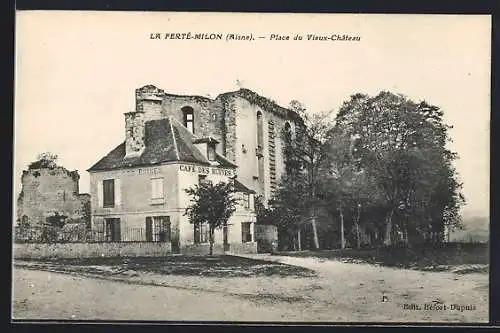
14, 12, 491, 218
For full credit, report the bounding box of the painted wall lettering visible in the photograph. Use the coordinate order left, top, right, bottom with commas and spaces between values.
179, 164, 233, 177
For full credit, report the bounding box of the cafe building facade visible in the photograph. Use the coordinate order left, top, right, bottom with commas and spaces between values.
87, 85, 301, 254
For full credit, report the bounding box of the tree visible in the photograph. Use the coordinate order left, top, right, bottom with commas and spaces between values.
328, 92, 465, 246
284, 100, 334, 249
81, 200, 92, 229
267, 172, 312, 250
184, 180, 239, 255
321, 134, 386, 249
28, 152, 59, 170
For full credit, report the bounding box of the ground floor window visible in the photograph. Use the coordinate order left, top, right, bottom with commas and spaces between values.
194, 222, 210, 244
145, 216, 171, 242
242, 222, 252, 243
105, 218, 121, 242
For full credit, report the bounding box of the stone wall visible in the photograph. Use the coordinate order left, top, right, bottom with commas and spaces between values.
180, 242, 257, 256
124, 111, 145, 157
219, 94, 238, 162
13, 242, 172, 259
17, 167, 89, 225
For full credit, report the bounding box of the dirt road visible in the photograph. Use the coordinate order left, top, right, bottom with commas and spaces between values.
13, 268, 342, 321
12, 254, 489, 322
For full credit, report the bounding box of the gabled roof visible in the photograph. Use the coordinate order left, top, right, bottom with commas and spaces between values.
88, 117, 236, 172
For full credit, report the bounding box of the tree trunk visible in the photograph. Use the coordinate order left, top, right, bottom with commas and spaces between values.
297, 228, 302, 251
310, 169, 320, 250
383, 210, 394, 246
209, 228, 214, 256
339, 205, 345, 250
355, 204, 361, 250
311, 215, 320, 250
403, 219, 409, 247
355, 223, 361, 250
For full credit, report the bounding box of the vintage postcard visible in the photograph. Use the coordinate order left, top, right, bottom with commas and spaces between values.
12, 11, 491, 323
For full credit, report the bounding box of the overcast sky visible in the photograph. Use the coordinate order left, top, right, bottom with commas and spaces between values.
14, 12, 490, 218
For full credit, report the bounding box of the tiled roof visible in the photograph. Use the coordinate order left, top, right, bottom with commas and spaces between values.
88, 117, 236, 171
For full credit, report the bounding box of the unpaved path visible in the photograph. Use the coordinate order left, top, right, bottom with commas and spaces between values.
13, 254, 489, 322
13, 268, 328, 321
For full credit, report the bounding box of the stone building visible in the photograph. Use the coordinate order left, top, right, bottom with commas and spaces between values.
87, 85, 301, 254
16, 166, 91, 226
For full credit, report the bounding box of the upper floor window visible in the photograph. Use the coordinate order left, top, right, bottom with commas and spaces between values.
284, 121, 291, 134
151, 177, 164, 200
103, 179, 115, 208
182, 106, 195, 134
207, 143, 216, 161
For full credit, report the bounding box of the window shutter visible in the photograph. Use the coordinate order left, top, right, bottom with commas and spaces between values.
97, 181, 103, 208
158, 178, 164, 198
115, 178, 121, 206
145, 217, 152, 242
113, 219, 121, 242
151, 178, 164, 199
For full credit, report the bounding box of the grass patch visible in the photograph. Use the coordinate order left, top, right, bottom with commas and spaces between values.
16, 255, 316, 278
274, 242, 489, 272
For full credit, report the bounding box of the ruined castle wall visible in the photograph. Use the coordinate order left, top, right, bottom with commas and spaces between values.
161, 95, 226, 155
17, 167, 88, 225
221, 95, 290, 202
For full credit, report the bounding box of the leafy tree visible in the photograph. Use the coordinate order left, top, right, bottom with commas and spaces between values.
282, 100, 334, 249
28, 152, 59, 170
184, 180, 239, 255
328, 92, 464, 246
267, 172, 312, 250
81, 200, 92, 229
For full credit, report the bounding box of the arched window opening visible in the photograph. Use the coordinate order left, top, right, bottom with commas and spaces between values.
256, 111, 264, 154
182, 106, 195, 134
284, 122, 292, 141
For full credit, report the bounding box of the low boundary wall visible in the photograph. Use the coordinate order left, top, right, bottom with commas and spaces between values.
13, 242, 172, 259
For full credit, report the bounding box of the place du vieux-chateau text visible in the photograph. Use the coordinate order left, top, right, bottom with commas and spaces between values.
149, 32, 361, 42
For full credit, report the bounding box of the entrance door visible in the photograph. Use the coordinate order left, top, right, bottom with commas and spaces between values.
223, 224, 230, 252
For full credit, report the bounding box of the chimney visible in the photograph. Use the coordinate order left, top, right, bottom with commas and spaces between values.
124, 111, 145, 158
135, 85, 165, 121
